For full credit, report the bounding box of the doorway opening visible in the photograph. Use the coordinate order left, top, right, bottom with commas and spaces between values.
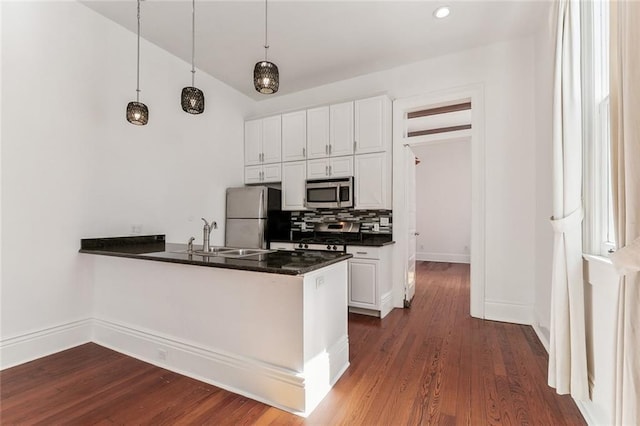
392, 85, 485, 318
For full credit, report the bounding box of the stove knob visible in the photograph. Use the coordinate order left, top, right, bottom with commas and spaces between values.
327, 245, 332, 250
333, 245, 338, 250
298, 243, 303, 249
304, 244, 309, 249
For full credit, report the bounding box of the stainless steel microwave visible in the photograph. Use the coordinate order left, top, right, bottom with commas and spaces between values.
305, 177, 354, 209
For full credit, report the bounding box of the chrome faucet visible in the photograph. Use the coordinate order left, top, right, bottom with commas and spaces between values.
201, 218, 217, 252
187, 236, 195, 253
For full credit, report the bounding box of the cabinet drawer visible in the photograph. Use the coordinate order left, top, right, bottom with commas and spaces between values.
347, 246, 382, 259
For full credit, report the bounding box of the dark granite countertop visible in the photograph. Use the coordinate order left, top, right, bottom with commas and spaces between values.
80, 235, 351, 276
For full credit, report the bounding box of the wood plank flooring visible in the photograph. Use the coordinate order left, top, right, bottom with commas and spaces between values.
0, 262, 586, 425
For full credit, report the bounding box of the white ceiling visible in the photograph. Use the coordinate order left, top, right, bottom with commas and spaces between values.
82, 0, 552, 101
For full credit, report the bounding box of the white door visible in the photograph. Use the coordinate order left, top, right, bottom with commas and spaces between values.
330, 101, 354, 156
307, 158, 330, 179
282, 110, 306, 162
262, 115, 282, 163
354, 96, 390, 154
354, 152, 390, 210
405, 146, 417, 306
329, 156, 354, 178
244, 119, 262, 166
306, 106, 330, 159
282, 161, 307, 211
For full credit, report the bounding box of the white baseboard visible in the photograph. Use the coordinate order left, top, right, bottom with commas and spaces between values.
92, 318, 347, 416
417, 252, 470, 264
0, 319, 92, 370
532, 322, 550, 353
380, 291, 394, 318
484, 300, 533, 325
575, 398, 601, 426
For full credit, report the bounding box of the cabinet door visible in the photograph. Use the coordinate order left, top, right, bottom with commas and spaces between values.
306, 106, 330, 159
354, 152, 390, 209
307, 158, 330, 179
330, 101, 354, 156
329, 156, 353, 178
282, 111, 307, 162
349, 259, 378, 308
354, 96, 391, 154
244, 165, 263, 184
262, 163, 282, 183
244, 119, 262, 166
282, 161, 307, 211
262, 115, 282, 164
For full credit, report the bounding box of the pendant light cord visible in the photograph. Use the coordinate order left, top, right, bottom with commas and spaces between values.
264, 0, 269, 61
191, 0, 196, 86
136, 0, 141, 102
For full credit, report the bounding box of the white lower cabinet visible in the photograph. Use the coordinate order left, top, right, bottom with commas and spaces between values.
244, 163, 281, 184
282, 161, 307, 211
347, 244, 393, 318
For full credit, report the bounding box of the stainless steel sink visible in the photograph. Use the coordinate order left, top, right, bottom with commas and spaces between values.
172, 247, 274, 258
217, 249, 275, 258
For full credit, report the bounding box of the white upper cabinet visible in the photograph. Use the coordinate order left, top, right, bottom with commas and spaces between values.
306, 106, 330, 159
244, 163, 281, 185
330, 101, 354, 157
282, 161, 308, 211
262, 115, 282, 164
282, 110, 307, 162
354, 95, 392, 154
244, 115, 281, 166
354, 152, 391, 210
244, 119, 263, 166
306, 156, 353, 179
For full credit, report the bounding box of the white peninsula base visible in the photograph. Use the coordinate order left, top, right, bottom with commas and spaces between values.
88, 255, 350, 416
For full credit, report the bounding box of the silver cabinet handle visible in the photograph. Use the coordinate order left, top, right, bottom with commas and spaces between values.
325, 144, 329, 155
356, 251, 368, 255
353, 141, 357, 151
414, 232, 420, 236
329, 165, 332, 176
302, 147, 306, 157
325, 165, 329, 176
329, 144, 332, 155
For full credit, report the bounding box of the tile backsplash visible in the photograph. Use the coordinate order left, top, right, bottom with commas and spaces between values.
291, 209, 392, 234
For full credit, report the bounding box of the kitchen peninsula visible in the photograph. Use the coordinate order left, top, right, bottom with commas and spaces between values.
80, 235, 351, 416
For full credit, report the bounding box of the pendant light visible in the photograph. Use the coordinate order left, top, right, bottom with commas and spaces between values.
126, 0, 149, 125
181, 0, 205, 114
253, 0, 279, 94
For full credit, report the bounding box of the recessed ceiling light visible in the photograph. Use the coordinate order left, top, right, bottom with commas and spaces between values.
433, 6, 450, 19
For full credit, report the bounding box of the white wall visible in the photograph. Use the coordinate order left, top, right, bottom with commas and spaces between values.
0, 1, 251, 365
251, 36, 538, 324
412, 141, 471, 264
533, 17, 555, 348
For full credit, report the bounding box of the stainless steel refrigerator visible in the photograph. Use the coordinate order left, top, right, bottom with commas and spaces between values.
225, 186, 290, 249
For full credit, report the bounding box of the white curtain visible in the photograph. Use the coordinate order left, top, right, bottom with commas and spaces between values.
610, 1, 640, 424
548, 0, 589, 401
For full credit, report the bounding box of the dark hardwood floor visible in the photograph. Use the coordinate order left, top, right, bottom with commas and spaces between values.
0, 262, 585, 425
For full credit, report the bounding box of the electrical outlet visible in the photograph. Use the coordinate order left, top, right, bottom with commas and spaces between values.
316, 276, 325, 289
157, 348, 168, 361
380, 217, 390, 226
301, 222, 307, 231
373, 223, 380, 232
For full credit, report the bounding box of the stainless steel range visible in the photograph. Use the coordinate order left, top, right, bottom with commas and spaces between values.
294, 222, 361, 252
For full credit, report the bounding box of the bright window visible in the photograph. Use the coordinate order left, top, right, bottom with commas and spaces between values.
583, 0, 615, 256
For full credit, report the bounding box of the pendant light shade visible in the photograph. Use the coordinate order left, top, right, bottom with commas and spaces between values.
127, 101, 149, 125
254, 0, 279, 94
127, 0, 148, 125
254, 61, 279, 94
182, 0, 205, 114
181, 86, 204, 114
